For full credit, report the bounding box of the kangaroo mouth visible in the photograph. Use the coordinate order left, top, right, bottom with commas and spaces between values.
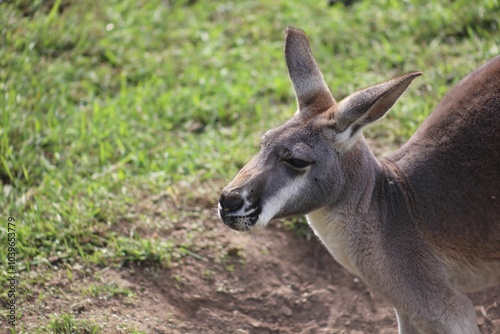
218, 204, 261, 231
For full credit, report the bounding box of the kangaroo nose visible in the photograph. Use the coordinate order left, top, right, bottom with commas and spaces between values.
219, 192, 244, 213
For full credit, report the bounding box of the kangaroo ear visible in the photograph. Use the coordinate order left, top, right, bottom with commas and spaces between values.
285, 27, 336, 116
333, 71, 422, 141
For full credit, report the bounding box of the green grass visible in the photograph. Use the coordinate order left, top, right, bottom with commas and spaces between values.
83, 282, 135, 300
36, 313, 101, 334
1, 0, 499, 330
10, 313, 103, 334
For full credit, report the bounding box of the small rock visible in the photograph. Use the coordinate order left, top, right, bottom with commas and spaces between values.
250, 319, 262, 328
281, 305, 293, 317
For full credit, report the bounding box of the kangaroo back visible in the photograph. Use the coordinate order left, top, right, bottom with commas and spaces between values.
387, 56, 500, 266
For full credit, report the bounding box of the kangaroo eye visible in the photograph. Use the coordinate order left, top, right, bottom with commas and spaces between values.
284, 158, 312, 169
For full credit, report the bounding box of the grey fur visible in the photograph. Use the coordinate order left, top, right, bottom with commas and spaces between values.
219, 27, 500, 333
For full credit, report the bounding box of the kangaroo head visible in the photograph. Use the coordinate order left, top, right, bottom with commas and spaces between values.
218, 27, 420, 231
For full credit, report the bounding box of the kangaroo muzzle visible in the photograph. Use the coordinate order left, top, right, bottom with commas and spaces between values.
218, 188, 262, 231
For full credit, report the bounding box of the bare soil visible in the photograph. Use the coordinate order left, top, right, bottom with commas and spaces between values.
17, 213, 500, 334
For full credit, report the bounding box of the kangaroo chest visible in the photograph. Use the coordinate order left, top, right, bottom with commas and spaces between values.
306, 208, 361, 277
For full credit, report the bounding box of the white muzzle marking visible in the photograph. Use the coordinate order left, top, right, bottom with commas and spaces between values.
255, 176, 307, 228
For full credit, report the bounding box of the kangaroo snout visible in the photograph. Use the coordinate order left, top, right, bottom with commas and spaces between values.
218, 187, 262, 231
218, 191, 244, 214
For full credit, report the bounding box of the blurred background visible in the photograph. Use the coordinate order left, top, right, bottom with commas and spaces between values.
1, 0, 499, 332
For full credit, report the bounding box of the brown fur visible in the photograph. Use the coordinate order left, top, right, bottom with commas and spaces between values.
387, 56, 500, 262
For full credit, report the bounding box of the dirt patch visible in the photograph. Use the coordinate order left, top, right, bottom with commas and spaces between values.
16, 214, 500, 333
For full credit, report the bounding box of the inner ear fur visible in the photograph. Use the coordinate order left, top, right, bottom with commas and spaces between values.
333, 71, 422, 135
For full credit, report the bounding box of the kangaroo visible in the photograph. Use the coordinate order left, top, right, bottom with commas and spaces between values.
218, 27, 500, 333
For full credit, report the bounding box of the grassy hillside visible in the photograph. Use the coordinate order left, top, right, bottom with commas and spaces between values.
1, 0, 498, 331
